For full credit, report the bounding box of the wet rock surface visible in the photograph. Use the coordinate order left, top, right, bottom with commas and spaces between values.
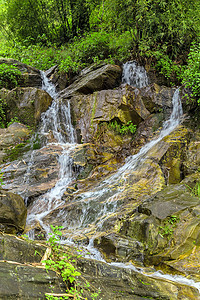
60, 64, 122, 98
78, 257, 200, 300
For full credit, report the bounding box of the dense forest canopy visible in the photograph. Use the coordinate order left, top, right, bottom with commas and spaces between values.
0, 0, 200, 100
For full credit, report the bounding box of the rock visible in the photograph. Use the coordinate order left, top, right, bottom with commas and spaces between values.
70, 84, 150, 143
0, 189, 27, 234
0, 261, 65, 299
0, 87, 53, 128
118, 178, 200, 277
78, 257, 200, 299
0, 58, 42, 88
1, 143, 63, 201
183, 131, 200, 175
45, 65, 69, 91
60, 64, 122, 98
140, 83, 175, 112
0, 122, 30, 163
0, 233, 46, 263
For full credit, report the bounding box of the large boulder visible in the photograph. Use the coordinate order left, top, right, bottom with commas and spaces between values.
0, 189, 27, 234
0, 58, 42, 88
0, 87, 52, 128
60, 64, 122, 98
70, 84, 151, 143
0, 233, 46, 263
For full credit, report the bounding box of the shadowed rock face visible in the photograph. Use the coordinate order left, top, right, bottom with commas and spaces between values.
0, 262, 65, 299
0, 189, 27, 234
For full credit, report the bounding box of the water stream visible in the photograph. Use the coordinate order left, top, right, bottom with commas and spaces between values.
25, 63, 200, 294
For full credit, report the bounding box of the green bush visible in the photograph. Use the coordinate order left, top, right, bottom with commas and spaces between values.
0, 63, 21, 89
181, 42, 200, 103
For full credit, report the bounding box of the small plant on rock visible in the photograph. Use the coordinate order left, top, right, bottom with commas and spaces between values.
109, 120, 137, 135
186, 182, 200, 198
159, 215, 179, 240
43, 225, 101, 300
0, 170, 3, 186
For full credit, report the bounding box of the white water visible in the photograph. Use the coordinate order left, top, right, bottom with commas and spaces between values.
122, 61, 149, 88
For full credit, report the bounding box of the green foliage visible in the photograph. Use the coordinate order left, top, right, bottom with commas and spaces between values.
0, 63, 21, 89
109, 120, 137, 135
43, 225, 101, 300
7, 116, 20, 127
5, 0, 90, 45
159, 215, 179, 239
32, 134, 41, 150
181, 42, 200, 103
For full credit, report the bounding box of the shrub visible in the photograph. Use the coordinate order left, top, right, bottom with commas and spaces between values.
181, 42, 200, 103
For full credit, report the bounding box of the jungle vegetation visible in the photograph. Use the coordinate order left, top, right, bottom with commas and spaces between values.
0, 0, 200, 100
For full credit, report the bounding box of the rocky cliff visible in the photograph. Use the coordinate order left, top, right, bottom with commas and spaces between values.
0, 59, 200, 299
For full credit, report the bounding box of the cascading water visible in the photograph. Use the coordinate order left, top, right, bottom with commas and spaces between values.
122, 61, 149, 88
26, 72, 77, 237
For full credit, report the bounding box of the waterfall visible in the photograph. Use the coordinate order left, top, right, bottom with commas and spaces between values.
26, 65, 183, 238
22, 65, 200, 296
26, 72, 77, 237
122, 61, 149, 88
